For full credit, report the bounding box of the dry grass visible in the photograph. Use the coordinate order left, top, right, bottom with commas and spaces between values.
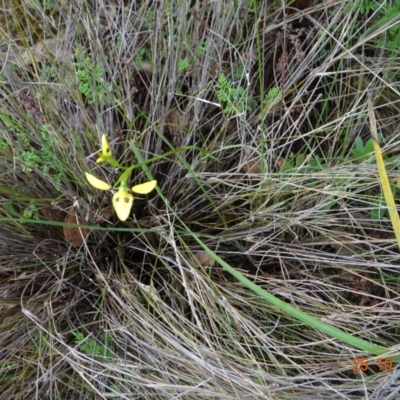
1, 0, 400, 399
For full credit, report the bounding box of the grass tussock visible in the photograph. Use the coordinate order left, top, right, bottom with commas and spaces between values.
1, 0, 400, 398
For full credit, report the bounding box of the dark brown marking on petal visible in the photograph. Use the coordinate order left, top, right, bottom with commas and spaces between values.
124, 197, 130, 203
106, 147, 110, 153
115, 197, 120, 202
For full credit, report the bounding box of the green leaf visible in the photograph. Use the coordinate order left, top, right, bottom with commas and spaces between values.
355, 136, 364, 152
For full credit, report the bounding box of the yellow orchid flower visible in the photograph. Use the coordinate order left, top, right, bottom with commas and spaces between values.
85, 172, 157, 221
96, 134, 112, 163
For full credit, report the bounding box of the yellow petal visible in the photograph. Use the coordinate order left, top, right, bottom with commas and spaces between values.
101, 134, 111, 154
131, 180, 157, 194
112, 189, 133, 221
96, 134, 112, 163
85, 172, 111, 190
96, 155, 107, 164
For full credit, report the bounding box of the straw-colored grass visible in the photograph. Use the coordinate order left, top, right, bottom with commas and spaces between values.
1, 1, 400, 399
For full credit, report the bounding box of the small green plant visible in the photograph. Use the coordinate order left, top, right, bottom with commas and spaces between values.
216, 73, 252, 115
22, 201, 39, 220
178, 57, 190, 72
0, 137, 9, 150
177, 41, 207, 72
74, 44, 112, 105
134, 47, 150, 69
72, 331, 115, 359
21, 151, 42, 173
28, 331, 49, 352
233, 65, 245, 80
346, 0, 400, 56
0, 114, 64, 189
280, 153, 325, 174
0, 364, 17, 384
263, 86, 280, 110
350, 0, 379, 14
377, 1, 400, 55
31, 0, 56, 11
351, 136, 384, 162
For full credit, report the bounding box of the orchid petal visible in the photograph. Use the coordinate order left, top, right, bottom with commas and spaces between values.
112, 187, 133, 221
132, 180, 157, 194
85, 172, 111, 190
96, 134, 112, 163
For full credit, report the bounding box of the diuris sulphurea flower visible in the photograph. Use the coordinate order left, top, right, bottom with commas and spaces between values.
96, 134, 112, 163
94, 134, 124, 169
85, 172, 156, 221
